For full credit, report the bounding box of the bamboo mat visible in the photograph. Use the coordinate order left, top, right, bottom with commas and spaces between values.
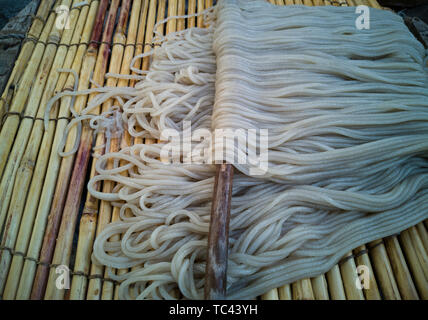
0, 0, 427, 300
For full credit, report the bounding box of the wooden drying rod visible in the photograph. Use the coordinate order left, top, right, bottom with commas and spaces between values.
205, 163, 234, 299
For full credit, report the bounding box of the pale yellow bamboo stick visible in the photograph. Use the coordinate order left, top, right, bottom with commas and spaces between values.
326, 265, 346, 300
156, 0, 166, 37
167, 0, 177, 34
399, 230, 428, 299
278, 284, 292, 300
188, 0, 196, 28
383, 236, 419, 299
141, 0, 165, 148
369, 240, 401, 299
142, 0, 158, 72
0, 0, 90, 297
197, 0, 204, 28
0, 1, 61, 225
339, 252, 365, 300
353, 245, 381, 300
311, 275, 329, 300
415, 223, 428, 253
177, 0, 186, 31
292, 278, 314, 300
206, 0, 214, 8
407, 227, 428, 280
0, 0, 56, 123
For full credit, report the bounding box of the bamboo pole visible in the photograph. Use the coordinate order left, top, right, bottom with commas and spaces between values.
177, 0, 186, 31
197, 0, 204, 28
188, 0, 196, 28
311, 275, 329, 300
399, 230, 428, 299
339, 252, 365, 300
0, 0, 90, 296
407, 227, 428, 279
292, 278, 315, 300
0, 0, 56, 123
278, 284, 292, 300
353, 245, 381, 300
24, 0, 113, 300
368, 240, 401, 299
142, 0, 158, 73
416, 222, 428, 252
176, 0, 186, 31
0, 1, 63, 228
156, 0, 167, 38
167, 0, 177, 34
40, 0, 124, 301
11, 1, 107, 300
383, 236, 419, 299
326, 265, 346, 300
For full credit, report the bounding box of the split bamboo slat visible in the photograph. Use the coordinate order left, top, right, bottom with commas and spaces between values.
0, 0, 427, 301
0, 0, 56, 124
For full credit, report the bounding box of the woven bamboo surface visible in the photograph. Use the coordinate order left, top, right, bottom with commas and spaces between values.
0, 0, 427, 300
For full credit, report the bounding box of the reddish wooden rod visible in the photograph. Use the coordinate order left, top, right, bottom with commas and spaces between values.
204, 163, 234, 300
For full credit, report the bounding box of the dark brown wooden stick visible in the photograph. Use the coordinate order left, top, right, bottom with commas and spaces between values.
205, 163, 234, 300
